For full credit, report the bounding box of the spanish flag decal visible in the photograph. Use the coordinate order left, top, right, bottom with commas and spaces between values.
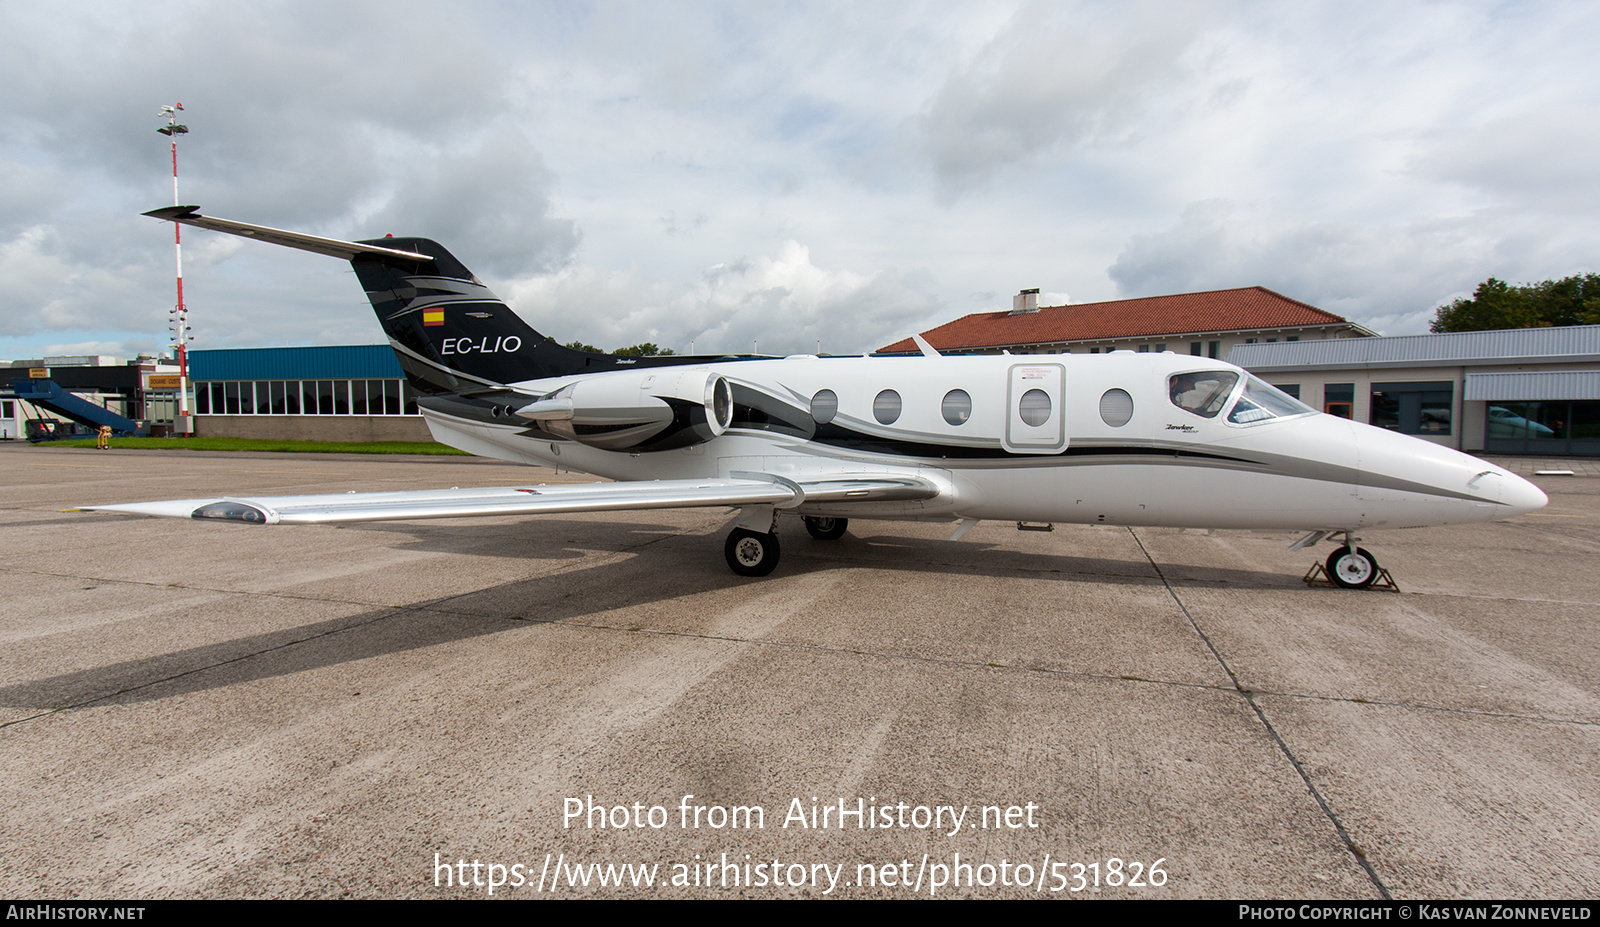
422, 309, 445, 327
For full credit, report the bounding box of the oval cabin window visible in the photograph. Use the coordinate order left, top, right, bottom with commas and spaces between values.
873, 389, 902, 425
811, 389, 838, 425
941, 389, 972, 425
1018, 388, 1052, 427
1099, 388, 1133, 427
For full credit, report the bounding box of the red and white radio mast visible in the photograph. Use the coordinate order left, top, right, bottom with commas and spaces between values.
157, 103, 193, 434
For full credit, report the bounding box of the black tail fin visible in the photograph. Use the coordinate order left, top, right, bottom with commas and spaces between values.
143, 206, 705, 397
348, 236, 615, 394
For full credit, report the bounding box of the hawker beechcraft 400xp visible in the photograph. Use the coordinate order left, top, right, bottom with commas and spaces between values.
86, 206, 1548, 586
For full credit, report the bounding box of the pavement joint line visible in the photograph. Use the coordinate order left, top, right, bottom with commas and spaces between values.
1390, 591, 1600, 608
402, 527, 691, 612
1501, 519, 1600, 549
550, 617, 1245, 695
563, 618, 1600, 727
0, 565, 510, 618
797, 549, 1355, 591
1128, 527, 1393, 900
799, 550, 1163, 582
0, 531, 703, 728
0, 586, 1245, 734
0, 511, 717, 616
0, 601, 416, 730
1246, 689, 1600, 728
5, 562, 1591, 731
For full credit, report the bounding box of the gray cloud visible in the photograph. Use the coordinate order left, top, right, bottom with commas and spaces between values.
365, 128, 579, 279
508, 240, 946, 357
1416, 110, 1600, 215
0, 217, 172, 338
3, 1, 1599, 362
915, 2, 1204, 196
0, 1, 577, 354
1104, 200, 1587, 335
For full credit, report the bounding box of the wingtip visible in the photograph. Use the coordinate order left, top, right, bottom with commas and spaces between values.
143, 205, 201, 220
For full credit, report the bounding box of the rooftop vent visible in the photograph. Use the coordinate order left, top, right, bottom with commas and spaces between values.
1009, 288, 1040, 315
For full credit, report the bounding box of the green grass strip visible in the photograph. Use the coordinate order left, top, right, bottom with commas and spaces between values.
39, 437, 470, 455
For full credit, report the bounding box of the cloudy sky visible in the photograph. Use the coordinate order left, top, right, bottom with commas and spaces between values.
4, 1, 1597, 361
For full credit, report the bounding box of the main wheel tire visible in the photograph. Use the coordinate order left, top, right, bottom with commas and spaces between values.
725, 528, 781, 576
1326, 546, 1380, 589
803, 516, 848, 540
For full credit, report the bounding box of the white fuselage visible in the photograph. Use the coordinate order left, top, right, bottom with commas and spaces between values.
419, 351, 1547, 533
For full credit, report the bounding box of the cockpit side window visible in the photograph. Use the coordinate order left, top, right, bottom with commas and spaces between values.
1168, 371, 1238, 418
1226, 375, 1317, 425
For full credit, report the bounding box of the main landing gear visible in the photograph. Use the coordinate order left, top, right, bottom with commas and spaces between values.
802, 516, 848, 540
722, 515, 850, 576
725, 529, 781, 577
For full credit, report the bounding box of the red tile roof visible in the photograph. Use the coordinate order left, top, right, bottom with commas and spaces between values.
878, 286, 1356, 353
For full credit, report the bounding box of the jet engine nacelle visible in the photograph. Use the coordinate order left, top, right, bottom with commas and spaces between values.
517, 368, 733, 451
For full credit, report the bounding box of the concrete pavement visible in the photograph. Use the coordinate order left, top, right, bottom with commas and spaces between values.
0, 444, 1594, 898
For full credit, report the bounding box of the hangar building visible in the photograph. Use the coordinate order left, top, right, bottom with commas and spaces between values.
1229, 325, 1600, 457
188, 345, 429, 442
2, 355, 180, 439
1, 347, 427, 442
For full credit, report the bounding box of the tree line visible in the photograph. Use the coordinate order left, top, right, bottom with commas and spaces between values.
1430, 273, 1600, 332
563, 341, 676, 356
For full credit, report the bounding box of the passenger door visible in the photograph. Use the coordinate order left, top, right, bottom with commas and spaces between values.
1003, 363, 1067, 454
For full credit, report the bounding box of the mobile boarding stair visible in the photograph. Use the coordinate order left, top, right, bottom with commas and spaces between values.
11, 379, 149, 440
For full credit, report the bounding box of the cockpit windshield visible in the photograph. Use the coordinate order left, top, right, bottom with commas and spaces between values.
1226, 375, 1316, 424
1168, 371, 1238, 418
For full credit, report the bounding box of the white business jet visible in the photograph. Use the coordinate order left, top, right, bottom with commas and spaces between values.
86, 207, 1547, 587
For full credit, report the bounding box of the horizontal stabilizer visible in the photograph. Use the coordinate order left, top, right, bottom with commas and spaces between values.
143, 206, 434, 263
76, 475, 939, 525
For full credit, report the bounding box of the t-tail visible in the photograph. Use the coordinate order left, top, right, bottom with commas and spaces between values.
143, 206, 706, 395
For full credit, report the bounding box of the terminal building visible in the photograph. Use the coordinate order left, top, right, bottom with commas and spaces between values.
880, 284, 1600, 457
188, 345, 428, 442
1229, 325, 1600, 457
2, 355, 181, 440
2, 346, 426, 442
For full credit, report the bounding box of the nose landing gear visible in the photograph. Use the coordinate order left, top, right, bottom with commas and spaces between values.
1326, 545, 1380, 589
1300, 533, 1400, 592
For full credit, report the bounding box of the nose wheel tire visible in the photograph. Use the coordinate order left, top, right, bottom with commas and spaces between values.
725, 528, 781, 576
1326, 546, 1379, 589
803, 516, 848, 540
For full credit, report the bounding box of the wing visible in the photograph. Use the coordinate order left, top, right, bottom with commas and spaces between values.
74, 475, 939, 525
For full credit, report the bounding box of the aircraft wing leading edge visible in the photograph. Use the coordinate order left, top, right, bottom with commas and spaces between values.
77, 476, 939, 525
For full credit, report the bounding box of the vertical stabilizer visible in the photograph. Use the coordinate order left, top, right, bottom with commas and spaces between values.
142, 206, 705, 394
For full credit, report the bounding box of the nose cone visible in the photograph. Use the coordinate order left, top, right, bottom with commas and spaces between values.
1348, 422, 1549, 525
1499, 472, 1548, 518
